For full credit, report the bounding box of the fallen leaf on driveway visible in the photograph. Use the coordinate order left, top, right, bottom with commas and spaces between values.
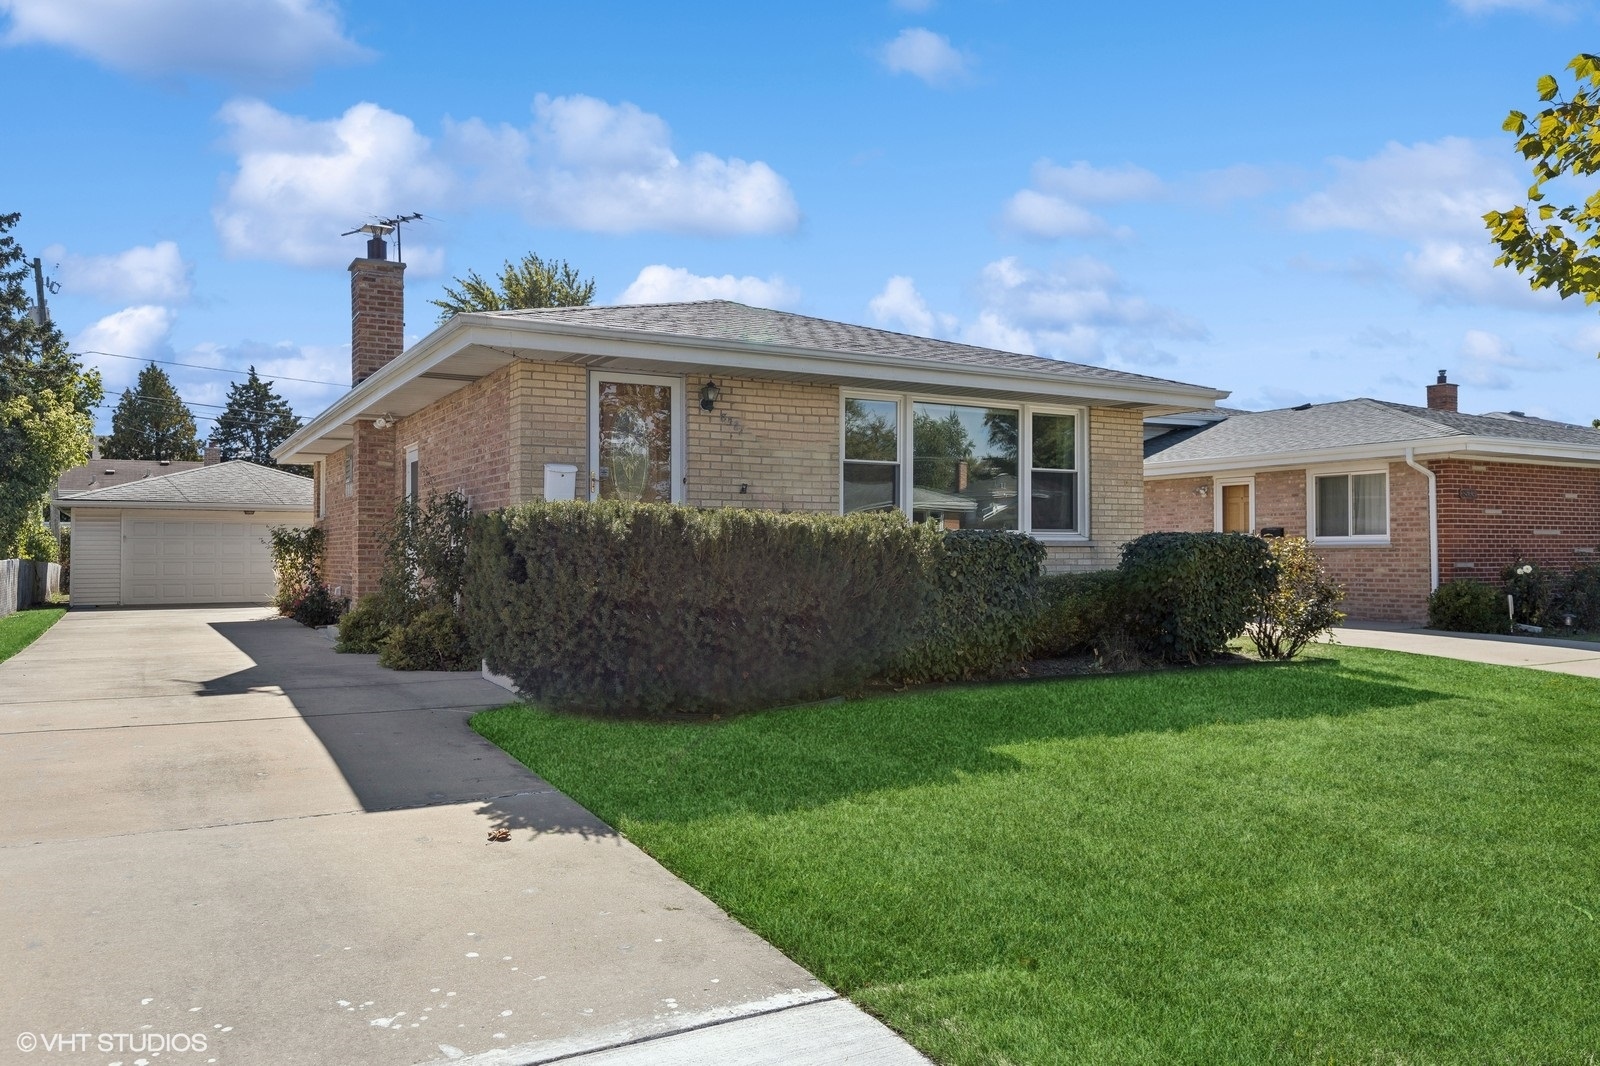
487, 828, 511, 843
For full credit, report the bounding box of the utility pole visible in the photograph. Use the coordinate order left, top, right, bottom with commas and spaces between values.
28, 257, 49, 326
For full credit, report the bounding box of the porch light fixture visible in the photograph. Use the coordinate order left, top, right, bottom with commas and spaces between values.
699, 380, 721, 412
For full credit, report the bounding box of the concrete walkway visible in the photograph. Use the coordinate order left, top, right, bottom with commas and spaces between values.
1332, 622, 1600, 678
0, 608, 926, 1066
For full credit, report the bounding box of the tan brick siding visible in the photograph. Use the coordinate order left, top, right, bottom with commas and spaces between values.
1043, 406, 1145, 573
1432, 458, 1600, 580
686, 376, 840, 512
392, 365, 514, 510
508, 360, 588, 504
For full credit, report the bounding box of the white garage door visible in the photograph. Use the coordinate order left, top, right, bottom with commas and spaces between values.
122, 512, 282, 605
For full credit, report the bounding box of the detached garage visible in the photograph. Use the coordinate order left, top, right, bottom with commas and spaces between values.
57, 462, 313, 607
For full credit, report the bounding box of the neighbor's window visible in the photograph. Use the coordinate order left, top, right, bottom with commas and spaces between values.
911, 401, 1019, 531
343, 451, 354, 498
1314, 472, 1387, 538
1030, 412, 1078, 533
843, 397, 900, 513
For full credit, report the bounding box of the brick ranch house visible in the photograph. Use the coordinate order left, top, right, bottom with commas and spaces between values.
1143, 373, 1600, 622
273, 238, 1227, 600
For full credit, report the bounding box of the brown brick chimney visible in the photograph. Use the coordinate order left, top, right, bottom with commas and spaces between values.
350, 233, 406, 385
1426, 370, 1458, 412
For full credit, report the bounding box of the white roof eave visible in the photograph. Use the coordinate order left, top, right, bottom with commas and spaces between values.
1144, 435, 1600, 477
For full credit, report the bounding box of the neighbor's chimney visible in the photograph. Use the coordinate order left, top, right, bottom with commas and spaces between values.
1426, 369, 1458, 412
350, 233, 406, 385
204, 443, 221, 465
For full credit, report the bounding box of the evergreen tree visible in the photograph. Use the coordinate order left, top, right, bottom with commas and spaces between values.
102, 363, 202, 461
0, 211, 102, 556
430, 252, 595, 322
211, 367, 304, 470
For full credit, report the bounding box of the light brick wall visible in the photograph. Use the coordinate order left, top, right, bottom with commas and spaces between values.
686, 376, 839, 512
1043, 406, 1145, 573
392, 365, 514, 510
1432, 458, 1600, 580
1144, 476, 1214, 532
508, 360, 588, 504
320, 444, 354, 598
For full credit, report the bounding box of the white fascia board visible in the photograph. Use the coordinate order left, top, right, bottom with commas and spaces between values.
1144, 435, 1600, 478
57, 499, 313, 512
276, 314, 1230, 463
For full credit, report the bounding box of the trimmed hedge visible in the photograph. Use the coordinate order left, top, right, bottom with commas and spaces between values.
464, 501, 941, 716
889, 530, 1047, 683
380, 605, 476, 671
1557, 564, 1600, 629
1428, 580, 1511, 634
1031, 570, 1121, 659
1118, 532, 1278, 663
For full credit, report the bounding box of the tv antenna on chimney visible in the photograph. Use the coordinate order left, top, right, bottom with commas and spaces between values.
341, 212, 423, 263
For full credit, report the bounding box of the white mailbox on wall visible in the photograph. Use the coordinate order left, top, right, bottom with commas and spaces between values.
543, 463, 578, 502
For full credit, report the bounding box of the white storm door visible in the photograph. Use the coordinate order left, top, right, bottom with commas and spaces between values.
588, 373, 683, 503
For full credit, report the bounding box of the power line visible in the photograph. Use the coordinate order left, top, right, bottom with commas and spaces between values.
79, 349, 348, 389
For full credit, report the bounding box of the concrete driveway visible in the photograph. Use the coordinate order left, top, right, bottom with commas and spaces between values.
1, 608, 923, 1065
1333, 622, 1600, 678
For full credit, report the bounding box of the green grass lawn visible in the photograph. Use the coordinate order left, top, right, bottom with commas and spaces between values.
473, 648, 1600, 1065
0, 606, 64, 664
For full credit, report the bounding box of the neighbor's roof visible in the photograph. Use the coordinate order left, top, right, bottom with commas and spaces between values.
486, 301, 1203, 392
56, 459, 204, 497
275, 299, 1228, 463
56, 461, 313, 510
1145, 398, 1600, 471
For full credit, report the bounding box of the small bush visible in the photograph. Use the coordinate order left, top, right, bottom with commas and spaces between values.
1031, 570, 1121, 659
335, 597, 394, 652
379, 605, 477, 671
268, 525, 326, 614
1117, 532, 1278, 663
1427, 580, 1511, 634
464, 501, 936, 716
378, 492, 473, 619
15, 514, 58, 562
288, 583, 346, 628
1554, 564, 1600, 629
1501, 557, 1552, 626
1245, 536, 1346, 660
889, 530, 1047, 683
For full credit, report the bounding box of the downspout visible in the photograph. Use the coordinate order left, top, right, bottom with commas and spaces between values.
1404, 447, 1438, 592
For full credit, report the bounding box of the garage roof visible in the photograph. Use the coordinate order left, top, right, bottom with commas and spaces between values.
56, 461, 313, 511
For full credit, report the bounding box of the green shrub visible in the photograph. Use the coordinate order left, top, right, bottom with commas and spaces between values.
335, 597, 395, 653
288, 583, 346, 628
1555, 564, 1600, 629
1030, 570, 1121, 659
378, 491, 474, 619
1245, 536, 1346, 660
59, 526, 70, 592
1501, 557, 1552, 626
14, 513, 58, 562
268, 525, 326, 614
889, 530, 1047, 683
379, 605, 477, 671
1427, 580, 1511, 634
1117, 532, 1278, 663
464, 501, 936, 716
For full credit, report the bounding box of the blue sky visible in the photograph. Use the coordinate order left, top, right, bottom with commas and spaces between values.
4, 0, 1599, 433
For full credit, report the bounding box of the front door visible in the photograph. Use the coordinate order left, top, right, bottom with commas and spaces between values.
1221, 482, 1252, 534
589, 373, 682, 502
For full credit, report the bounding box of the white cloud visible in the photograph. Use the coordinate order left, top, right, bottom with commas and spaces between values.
1402, 240, 1561, 309
1288, 137, 1518, 240
1000, 159, 1162, 240
891, 0, 936, 10
448, 94, 799, 236
1458, 328, 1555, 389
185, 339, 349, 412
1450, 0, 1556, 12
1001, 190, 1125, 240
618, 265, 800, 308
869, 275, 955, 336
879, 28, 969, 85
44, 241, 191, 304
0, 0, 368, 85
213, 99, 455, 269
74, 305, 179, 395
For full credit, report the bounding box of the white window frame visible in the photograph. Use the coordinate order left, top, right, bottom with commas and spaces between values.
588, 371, 686, 504
1213, 475, 1255, 535
1307, 465, 1390, 546
838, 390, 1090, 543
316, 459, 326, 519
404, 444, 420, 504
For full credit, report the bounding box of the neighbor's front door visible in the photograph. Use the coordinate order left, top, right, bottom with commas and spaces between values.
1221, 482, 1252, 534
589, 373, 682, 503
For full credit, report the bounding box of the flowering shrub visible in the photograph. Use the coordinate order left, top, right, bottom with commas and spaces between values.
1501, 557, 1551, 626
1244, 536, 1346, 660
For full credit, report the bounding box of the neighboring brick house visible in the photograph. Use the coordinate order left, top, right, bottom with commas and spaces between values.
273, 237, 1227, 601
1143, 373, 1600, 622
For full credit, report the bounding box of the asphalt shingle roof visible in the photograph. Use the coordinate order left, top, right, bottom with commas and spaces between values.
56, 459, 204, 496
485, 300, 1211, 393
59, 461, 313, 509
1145, 398, 1600, 464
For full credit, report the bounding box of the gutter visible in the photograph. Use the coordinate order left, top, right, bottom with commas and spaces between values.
1404, 447, 1439, 593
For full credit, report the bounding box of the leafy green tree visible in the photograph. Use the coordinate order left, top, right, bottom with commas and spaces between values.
0, 211, 101, 556
1485, 53, 1600, 351
211, 366, 304, 471
429, 252, 596, 322
102, 363, 202, 461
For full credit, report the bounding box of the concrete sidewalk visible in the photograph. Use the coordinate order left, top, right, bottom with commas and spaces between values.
1332, 622, 1600, 678
0, 608, 926, 1066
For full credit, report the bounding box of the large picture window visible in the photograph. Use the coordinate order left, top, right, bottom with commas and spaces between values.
1313, 472, 1387, 539
841, 393, 1084, 538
